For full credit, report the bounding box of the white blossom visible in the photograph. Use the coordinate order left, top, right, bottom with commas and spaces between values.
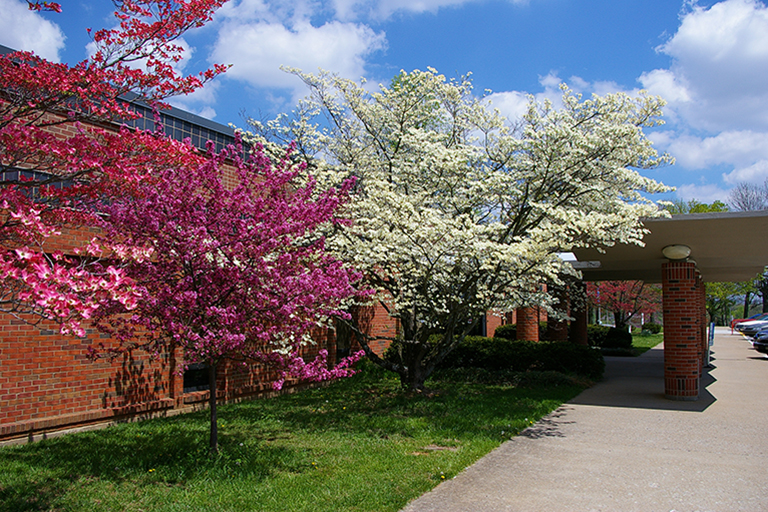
240, 68, 673, 387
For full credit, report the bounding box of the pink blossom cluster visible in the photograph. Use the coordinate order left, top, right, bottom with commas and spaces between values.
587, 280, 661, 327
0, 0, 227, 334
258, 349, 367, 391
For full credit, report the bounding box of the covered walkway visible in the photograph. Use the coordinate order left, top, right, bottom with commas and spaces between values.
572, 210, 768, 400
402, 328, 768, 512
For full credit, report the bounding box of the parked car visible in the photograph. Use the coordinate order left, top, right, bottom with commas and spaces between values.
731, 312, 768, 331
752, 329, 768, 354
735, 318, 768, 336
737, 320, 768, 337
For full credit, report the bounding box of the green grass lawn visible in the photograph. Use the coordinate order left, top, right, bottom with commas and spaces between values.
632, 332, 664, 354
0, 364, 585, 512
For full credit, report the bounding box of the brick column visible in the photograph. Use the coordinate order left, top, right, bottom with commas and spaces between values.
569, 280, 589, 346
662, 261, 701, 400
516, 307, 540, 342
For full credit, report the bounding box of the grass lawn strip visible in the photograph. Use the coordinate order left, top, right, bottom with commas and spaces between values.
632, 332, 664, 354
0, 364, 584, 512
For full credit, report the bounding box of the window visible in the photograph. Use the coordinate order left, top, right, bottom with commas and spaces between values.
183, 363, 210, 393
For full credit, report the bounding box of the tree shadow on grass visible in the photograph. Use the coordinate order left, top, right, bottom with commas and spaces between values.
223, 368, 584, 445
0, 415, 307, 512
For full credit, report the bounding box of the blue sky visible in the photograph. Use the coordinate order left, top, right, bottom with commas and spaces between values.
3, 0, 768, 205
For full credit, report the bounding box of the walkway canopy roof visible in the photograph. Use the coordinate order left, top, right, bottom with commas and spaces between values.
571, 210, 768, 283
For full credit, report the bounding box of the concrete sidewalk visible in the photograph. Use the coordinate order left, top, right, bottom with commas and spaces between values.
402, 328, 768, 512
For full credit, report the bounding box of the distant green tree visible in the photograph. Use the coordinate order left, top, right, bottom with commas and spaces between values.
705, 282, 739, 325
734, 280, 759, 318
663, 199, 729, 214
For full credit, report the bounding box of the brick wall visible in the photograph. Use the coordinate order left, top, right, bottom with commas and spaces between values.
485, 313, 503, 338
0, 314, 175, 440
350, 302, 397, 355
0, 309, 394, 443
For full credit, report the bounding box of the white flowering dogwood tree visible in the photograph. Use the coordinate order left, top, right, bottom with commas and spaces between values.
243, 68, 672, 389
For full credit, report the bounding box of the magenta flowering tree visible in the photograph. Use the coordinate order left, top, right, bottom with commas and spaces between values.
0, 0, 228, 335
93, 140, 366, 452
587, 280, 661, 329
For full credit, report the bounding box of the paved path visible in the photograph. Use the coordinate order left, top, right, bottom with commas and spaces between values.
401, 328, 768, 512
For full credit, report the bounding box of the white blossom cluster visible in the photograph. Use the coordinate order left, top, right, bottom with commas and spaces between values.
239, 68, 672, 345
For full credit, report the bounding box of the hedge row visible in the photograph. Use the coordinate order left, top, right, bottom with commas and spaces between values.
438, 336, 605, 380
494, 322, 638, 349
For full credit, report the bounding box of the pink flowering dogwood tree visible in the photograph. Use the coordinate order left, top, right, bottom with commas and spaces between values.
587, 280, 661, 329
0, 0, 227, 335
92, 140, 366, 452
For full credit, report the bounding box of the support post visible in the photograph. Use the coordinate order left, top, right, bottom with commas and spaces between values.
516, 307, 540, 342
698, 274, 708, 368
662, 261, 701, 400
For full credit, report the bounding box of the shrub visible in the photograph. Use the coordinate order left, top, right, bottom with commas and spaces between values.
493, 323, 517, 340
603, 327, 633, 349
586, 325, 632, 349
433, 367, 584, 387
587, 324, 609, 347
439, 336, 604, 380
641, 322, 662, 334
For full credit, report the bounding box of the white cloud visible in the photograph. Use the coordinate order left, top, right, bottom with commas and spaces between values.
723, 159, 768, 184
676, 183, 730, 203
655, 131, 768, 170
216, 0, 318, 25
638, 69, 691, 104
331, 0, 529, 21
486, 72, 633, 123
192, 106, 218, 120
483, 91, 529, 122
0, 0, 65, 61
653, 0, 768, 132
87, 35, 195, 75
211, 20, 386, 93
371, 0, 479, 19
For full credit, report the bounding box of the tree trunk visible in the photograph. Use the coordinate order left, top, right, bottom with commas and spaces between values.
743, 292, 752, 318
208, 363, 218, 454
400, 364, 428, 391
758, 277, 768, 313
613, 311, 626, 330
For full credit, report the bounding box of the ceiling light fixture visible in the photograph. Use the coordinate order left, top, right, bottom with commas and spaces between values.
662, 244, 691, 260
